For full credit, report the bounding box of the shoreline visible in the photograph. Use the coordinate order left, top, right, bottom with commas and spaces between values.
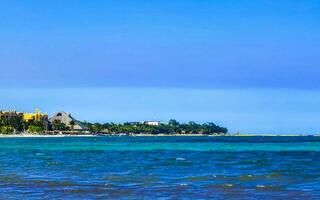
0, 134, 96, 138
0, 133, 318, 137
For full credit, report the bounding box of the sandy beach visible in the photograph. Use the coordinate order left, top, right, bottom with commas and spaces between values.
0, 134, 96, 138
0, 133, 318, 137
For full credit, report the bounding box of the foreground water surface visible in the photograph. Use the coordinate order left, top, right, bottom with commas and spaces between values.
0, 136, 319, 199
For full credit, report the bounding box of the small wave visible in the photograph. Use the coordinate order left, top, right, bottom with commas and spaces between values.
238, 174, 258, 181
35, 152, 45, 156
176, 157, 186, 161
256, 185, 284, 190
223, 183, 233, 188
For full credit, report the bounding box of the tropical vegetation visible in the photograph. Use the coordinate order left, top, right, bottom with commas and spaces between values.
0, 116, 46, 134
81, 119, 228, 135
0, 115, 227, 135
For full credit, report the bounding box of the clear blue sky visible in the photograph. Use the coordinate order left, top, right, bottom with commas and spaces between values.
1, 0, 320, 133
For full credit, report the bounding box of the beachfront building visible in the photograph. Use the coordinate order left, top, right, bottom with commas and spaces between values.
0, 110, 24, 121
128, 121, 163, 126
49, 111, 88, 131
23, 108, 48, 122
142, 121, 163, 126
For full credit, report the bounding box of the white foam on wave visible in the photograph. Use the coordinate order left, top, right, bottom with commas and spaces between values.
257, 185, 266, 188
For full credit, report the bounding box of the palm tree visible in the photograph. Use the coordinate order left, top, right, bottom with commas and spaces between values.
69, 120, 76, 131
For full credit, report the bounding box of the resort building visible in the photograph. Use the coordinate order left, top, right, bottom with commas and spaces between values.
0, 110, 24, 121
49, 111, 88, 131
23, 108, 48, 122
142, 121, 163, 126
128, 121, 163, 126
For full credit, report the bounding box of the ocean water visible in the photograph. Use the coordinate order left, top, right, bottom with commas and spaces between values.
0, 136, 319, 199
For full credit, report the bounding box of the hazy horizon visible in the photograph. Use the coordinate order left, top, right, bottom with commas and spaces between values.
1, 87, 320, 134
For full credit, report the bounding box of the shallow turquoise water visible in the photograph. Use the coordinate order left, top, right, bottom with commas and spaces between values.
0, 136, 319, 199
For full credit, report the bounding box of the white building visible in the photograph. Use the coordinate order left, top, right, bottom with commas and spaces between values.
142, 121, 162, 126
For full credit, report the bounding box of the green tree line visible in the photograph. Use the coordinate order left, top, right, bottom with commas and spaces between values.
81, 119, 228, 135
0, 116, 228, 135
0, 117, 46, 134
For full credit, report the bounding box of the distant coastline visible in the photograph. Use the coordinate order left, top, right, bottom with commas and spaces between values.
1, 109, 319, 137
0, 133, 318, 137
0, 109, 228, 136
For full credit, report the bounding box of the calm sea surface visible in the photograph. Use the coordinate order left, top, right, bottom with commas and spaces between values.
0, 136, 319, 199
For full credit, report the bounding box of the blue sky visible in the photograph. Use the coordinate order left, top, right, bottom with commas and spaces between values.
1, 1, 320, 133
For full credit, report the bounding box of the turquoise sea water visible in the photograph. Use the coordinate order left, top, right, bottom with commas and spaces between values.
0, 136, 319, 199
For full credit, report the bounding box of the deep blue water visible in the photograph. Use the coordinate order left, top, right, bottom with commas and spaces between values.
0, 136, 319, 199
